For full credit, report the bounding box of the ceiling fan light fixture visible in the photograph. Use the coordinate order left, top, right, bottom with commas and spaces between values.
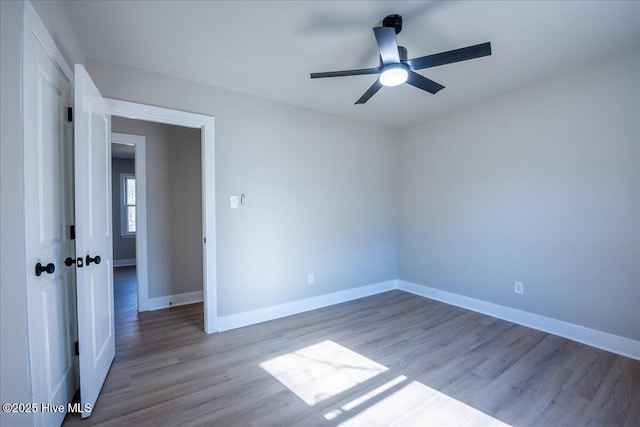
309, 13, 491, 104
379, 64, 408, 87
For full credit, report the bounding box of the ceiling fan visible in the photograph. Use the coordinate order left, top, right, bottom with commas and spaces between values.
310, 14, 492, 104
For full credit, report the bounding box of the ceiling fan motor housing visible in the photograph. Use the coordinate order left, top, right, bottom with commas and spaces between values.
383, 14, 403, 34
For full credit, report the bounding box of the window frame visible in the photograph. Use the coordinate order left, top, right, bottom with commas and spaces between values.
120, 173, 136, 237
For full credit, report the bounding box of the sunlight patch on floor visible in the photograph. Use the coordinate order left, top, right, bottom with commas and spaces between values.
338, 380, 511, 427
259, 340, 388, 406
261, 340, 510, 426
325, 375, 408, 420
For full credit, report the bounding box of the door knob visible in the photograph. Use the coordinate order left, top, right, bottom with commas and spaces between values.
64, 257, 75, 267
86, 255, 101, 266
35, 262, 55, 276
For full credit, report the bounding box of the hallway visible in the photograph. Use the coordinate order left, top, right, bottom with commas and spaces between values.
111, 267, 205, 362
63, 267, 205, 425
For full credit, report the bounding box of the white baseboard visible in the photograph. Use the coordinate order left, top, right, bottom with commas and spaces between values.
113, 258, 136, 267
216, 280, 397, 332
397, 280, 640, 361
145, 290, 203, 311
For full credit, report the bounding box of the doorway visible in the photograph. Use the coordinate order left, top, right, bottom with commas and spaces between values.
106, 99, 217, 333
111, 132, 146, 313
111, 139, 139, 318
111, 120, 204, 320
111, 142, 137, 269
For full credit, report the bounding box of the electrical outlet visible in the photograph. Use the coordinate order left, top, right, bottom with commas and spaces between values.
514, 281, 524, 294
307, 274, 314, 285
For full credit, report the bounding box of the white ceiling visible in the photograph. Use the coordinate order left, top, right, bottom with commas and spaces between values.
62, 1, 639, 128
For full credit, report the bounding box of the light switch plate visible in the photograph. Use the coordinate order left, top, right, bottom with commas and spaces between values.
230, 195, 239, 209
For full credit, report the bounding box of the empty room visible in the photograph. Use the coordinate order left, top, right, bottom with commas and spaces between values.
1, 1, 638, 426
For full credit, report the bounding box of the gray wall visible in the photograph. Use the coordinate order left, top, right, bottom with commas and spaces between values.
111, 157, 136, 262
1, 3, 32, 426
398, 48, 640, 341
31, 0, 85, 68
167, 124, 204, 297
92, 60, 398, 315
112, 118, 204, 298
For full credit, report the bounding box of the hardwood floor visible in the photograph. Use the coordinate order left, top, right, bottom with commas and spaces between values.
64, 267, 640, 426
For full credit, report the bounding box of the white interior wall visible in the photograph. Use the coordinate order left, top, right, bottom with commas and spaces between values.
90, 59, 399, 316
398, 48, 640, 341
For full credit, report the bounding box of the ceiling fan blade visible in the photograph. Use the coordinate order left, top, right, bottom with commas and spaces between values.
355, 80, 383, 104
373, 27, 400, 65
408, 42, 492, 70
310, 67, 379, 79
406, 71, 445, 94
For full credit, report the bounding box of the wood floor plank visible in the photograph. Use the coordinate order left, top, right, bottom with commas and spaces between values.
533, 389, 593, 427
583, 356, 640, 426
472, 335, 578, 423
472, 326, 548, 380
63, 267, 640, 426
561, 344, 617, 401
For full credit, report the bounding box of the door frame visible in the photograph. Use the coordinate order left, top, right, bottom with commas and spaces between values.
106, 99, 217, 333
111, 132, 148, 311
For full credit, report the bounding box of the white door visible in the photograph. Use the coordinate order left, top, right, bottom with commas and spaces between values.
23, 3, 77, 426
74, 64, 115, 418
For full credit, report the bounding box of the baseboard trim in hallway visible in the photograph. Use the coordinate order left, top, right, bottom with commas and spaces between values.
146, 291, 204, 311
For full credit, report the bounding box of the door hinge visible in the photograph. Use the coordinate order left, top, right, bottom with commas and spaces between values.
70, 225, 75, 240
203, 237, 206, 244
74, 341, 79, 356
67, 107, 73, 122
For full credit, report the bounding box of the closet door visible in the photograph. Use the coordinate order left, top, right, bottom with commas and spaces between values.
74, 63, 114, 418
23, 2, 77, 425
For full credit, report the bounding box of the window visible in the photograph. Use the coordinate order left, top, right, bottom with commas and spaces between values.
120, 173, 136, 236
